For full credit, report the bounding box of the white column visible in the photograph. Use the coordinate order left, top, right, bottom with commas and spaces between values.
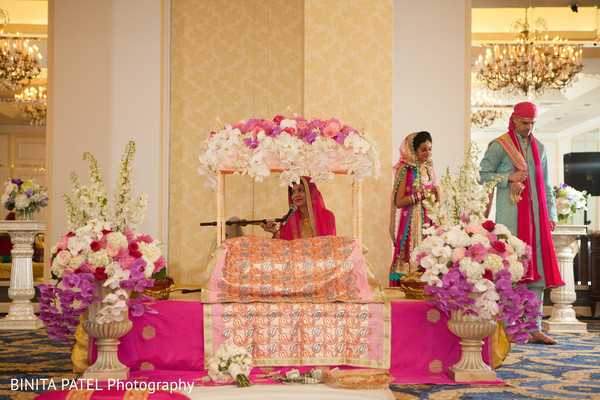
0, 220, 45, 330
542, 224, 588, 333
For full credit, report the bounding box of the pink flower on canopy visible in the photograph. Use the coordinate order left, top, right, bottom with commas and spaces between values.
261, 120, 275, 130
231, 122, 246, 133
273, 115, 285, 124
106, 243, 120, 258
322, 119, 341, 138
252, 125, 263, 137
283, 127, 296, 136
452, 247, 467, 263
209, 131, 216, 137
340, 125, 354, 136
460, 214, 469, 223
296, 119, 308, 130
465, 223, 482, 235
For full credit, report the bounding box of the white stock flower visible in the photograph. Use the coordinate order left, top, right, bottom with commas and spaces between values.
508, 261, 525, 281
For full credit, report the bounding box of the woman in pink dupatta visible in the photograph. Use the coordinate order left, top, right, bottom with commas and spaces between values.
389, 131, 438, 287
261, 176, 336, 239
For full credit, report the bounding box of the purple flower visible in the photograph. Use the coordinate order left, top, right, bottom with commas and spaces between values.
244, 137, 259, 148
333, 132, 345, 144
11, 178, 23, 187
268, 126, 282, 137
304, 131, 318, 144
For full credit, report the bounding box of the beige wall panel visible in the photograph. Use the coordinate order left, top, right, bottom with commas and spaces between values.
303, 0, 394, 284
0, 134, 9, 165
170, 0, 303, 285
15, 136, 45, 165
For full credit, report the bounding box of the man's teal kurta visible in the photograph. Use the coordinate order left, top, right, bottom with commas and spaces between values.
479, 133, 558, 289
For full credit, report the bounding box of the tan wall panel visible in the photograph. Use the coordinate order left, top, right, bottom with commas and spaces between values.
304, 0, 394, 284
169, 0, 303, 285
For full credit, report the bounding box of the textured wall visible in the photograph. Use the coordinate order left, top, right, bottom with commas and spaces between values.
169, 0, 393, 285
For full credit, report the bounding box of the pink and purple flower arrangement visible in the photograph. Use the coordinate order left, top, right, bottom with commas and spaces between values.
38, 219, 166, 343
414, 216, 542, 343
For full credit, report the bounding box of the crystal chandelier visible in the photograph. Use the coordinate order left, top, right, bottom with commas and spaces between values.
475, 9, 583, 97
15, 85, 46, 125
471, 93, 507, 129
0, 9, 43, 90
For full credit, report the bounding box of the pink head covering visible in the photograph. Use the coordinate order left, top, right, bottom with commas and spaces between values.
508, 102, 537, 132
279, 176, 336, 240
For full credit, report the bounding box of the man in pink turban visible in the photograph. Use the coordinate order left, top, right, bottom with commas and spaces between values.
480, 101, 564, 345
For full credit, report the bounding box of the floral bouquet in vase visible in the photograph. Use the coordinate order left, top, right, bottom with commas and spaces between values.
38, 141, 164, 344
208, 344, 253, 387
1, 178, 48, 219
553, 183, 589, 224
417, 143, 542, 343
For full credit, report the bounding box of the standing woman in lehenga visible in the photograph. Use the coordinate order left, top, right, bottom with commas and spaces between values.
389, 131, 438, 287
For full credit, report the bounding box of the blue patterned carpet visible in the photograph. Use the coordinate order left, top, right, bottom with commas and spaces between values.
390, 317, 600, 399
0, 318, 598, 399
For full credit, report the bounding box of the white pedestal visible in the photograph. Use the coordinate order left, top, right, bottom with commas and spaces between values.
0, 220, 45, 330
542, 224, 587, 334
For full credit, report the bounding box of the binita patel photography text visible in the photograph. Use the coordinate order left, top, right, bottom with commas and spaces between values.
11, 378, 196, 394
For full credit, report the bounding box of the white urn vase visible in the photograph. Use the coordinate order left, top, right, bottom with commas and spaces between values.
446, 309, 497, 382
81, 282, 132, 380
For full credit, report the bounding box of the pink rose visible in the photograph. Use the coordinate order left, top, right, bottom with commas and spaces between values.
57, 235, 69, 250
90, 241, 101, 251
55, 250, 72, 266
106, 243, 120, 258
465, 223, 482, 235
505, 243, 514, 255
261, 120, 275, 130
322, 120, 341, 138
452, 247, 467, 263
273, 115, 285, 124
296, 120, 308, 130
482, 220, 496, 232
283, 127, 296, 136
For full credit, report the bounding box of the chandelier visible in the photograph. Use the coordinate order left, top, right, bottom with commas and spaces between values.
0, 9, 43, 90
15, 85, 46, 125
471, 93, 507, 129
475, 9, 583, 97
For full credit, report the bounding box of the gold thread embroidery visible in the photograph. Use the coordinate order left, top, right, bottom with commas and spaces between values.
426, 309, 441, 323
140, 361, 155, 370
429, 359, 443, 373
65, 390, 94, 400
142, 325, 156, 340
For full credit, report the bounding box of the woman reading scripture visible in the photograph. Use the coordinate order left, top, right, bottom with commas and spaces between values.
261, 176, 336, 239
389, 131, 438, 287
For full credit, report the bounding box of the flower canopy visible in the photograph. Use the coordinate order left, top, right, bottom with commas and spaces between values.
198, 114, 381, 189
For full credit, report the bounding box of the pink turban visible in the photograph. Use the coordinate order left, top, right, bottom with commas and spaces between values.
508, 102, 537, 131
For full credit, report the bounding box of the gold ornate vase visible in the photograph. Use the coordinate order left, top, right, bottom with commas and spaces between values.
81, 282, 132, 380
446, 307, 497, 382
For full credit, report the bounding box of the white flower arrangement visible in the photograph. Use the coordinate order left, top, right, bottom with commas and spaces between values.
198, 114, 381, 189
1, 178, 48, 215
208, 344, 253, 387
553, 183, 589, 224
423, 142, 498, 227
63, 141, 149, 232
